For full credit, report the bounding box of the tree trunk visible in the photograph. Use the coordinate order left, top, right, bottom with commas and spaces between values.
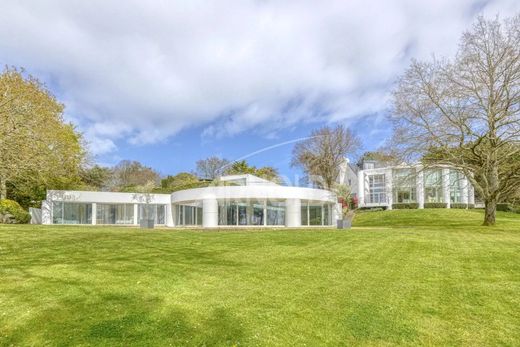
483, 199, 496, 226
0, 178, 6, 200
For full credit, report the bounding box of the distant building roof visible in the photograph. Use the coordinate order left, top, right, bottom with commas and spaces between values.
218, 174, 279, 186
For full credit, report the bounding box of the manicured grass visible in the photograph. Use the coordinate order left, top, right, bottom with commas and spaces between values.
1, 210, 519, 346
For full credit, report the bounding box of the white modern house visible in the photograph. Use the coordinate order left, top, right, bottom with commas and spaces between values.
42, 174, 338, 227
341, 159, 476, 210
42, 159, 477, 227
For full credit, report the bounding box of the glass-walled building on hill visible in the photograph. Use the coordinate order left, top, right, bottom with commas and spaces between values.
42, 174, 337, 228
356, 164, 475, 209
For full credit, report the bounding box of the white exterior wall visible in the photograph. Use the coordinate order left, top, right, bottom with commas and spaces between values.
41, 200, 52, 225
202, 199, 218, 228
385, 168, 393, 210
285, 198, 301, 227
442, 168, 451, 208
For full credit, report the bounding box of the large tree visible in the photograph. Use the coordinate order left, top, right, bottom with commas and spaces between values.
291, 125, 360, 189
224, 160, 281, 183
109, 160, 160, 191
391, 15, 520, 226
0, 67, 85, 200
195, 156, 230, 179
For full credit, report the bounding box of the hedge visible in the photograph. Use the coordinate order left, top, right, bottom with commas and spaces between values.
450, 203, 469, 209
424, 202, 448, 209
0, 199, 31, 224
392, 203, 419, 209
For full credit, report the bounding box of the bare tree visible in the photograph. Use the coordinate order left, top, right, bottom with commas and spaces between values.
391, 15, 520, 226
195, 156, 230, 179
292, 125, 361, 189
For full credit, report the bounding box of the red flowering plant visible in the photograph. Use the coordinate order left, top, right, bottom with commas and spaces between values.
334, 184, 355, 221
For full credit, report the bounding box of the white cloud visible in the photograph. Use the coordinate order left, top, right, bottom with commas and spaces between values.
0, 0, 519, 155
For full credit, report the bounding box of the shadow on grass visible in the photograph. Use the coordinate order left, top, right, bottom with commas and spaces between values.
3, 291, 247, 346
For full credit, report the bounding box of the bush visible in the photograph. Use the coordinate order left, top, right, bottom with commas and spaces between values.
0, 199, 31, 224
450, 203, 469, 209
424, 202, 448, 209
468, 204, 475, 209
392, 203, 419, 209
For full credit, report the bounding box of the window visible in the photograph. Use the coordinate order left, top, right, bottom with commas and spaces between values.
96, 204, 134, 224
367, 174, 386, 204
450, 170, 464, 203
53, 202, 92, 224
176, 205, 202, 225
138, 204, 166, 224
266, 201, 285, 225
309, 205, 322, 225
424, 169, 444, 203
393, 169, 417, 203
218, 201, 266, 226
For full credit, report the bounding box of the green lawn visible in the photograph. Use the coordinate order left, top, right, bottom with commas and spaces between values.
1, 210, 519, 346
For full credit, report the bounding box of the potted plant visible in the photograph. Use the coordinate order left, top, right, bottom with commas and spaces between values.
334, 184, 355, 229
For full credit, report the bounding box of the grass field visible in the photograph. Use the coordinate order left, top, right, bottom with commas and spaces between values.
1, 209, 519, 346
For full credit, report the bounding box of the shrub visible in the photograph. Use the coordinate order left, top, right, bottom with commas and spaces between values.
424, 202, 447, 209
358, 206, 388, 211
392, 203, 419, 209
450, 203, 469, 209
468, 204, 475, 209
0, 199, 31, 224
497, 203, 515, 212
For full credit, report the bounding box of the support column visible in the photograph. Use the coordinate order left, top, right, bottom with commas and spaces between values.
202, 199, 218, 228
442, 168, 451, 208
133, 204, 138, 225
385, 168, 393, 210
91, 203, 97, 225
41, 200, 52, 225
165, 203, 174, 227
468, 184, 475, 205
417, 168, 424, 209
285, 198, 301, 227
357, 170, 365, 208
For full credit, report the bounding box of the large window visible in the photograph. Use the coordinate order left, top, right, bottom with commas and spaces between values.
218, 201, 266, 226
393, 169, 417, 203
96, 204, 134, 224
450, 170, 464, 203
138, 204, 166, 224
176, 205, 202, 225
367, 174, 386, 204
266, 201, 285, 225
424, 169, 444, 203
53, 202, 92, 224
301, 203, 333, 226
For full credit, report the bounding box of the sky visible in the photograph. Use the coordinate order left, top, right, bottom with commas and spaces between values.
1, 0, 519, 181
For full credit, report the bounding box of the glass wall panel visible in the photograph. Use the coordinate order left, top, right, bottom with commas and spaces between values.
450, 170, 463, 203
138, 204, 166, 224
97, 204, 134, 224
53, 202, 92, 224
251, 203, 264, 225
424, 169, 444, 203
196, 207, 203, 225
323, 204, 330, 225
393, 169, 417, 203
367, 174, 386, 204
267, 201, 285, 225
238, 203, 248, 225
309, 205, 322, 225
301, 205, 308, 226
